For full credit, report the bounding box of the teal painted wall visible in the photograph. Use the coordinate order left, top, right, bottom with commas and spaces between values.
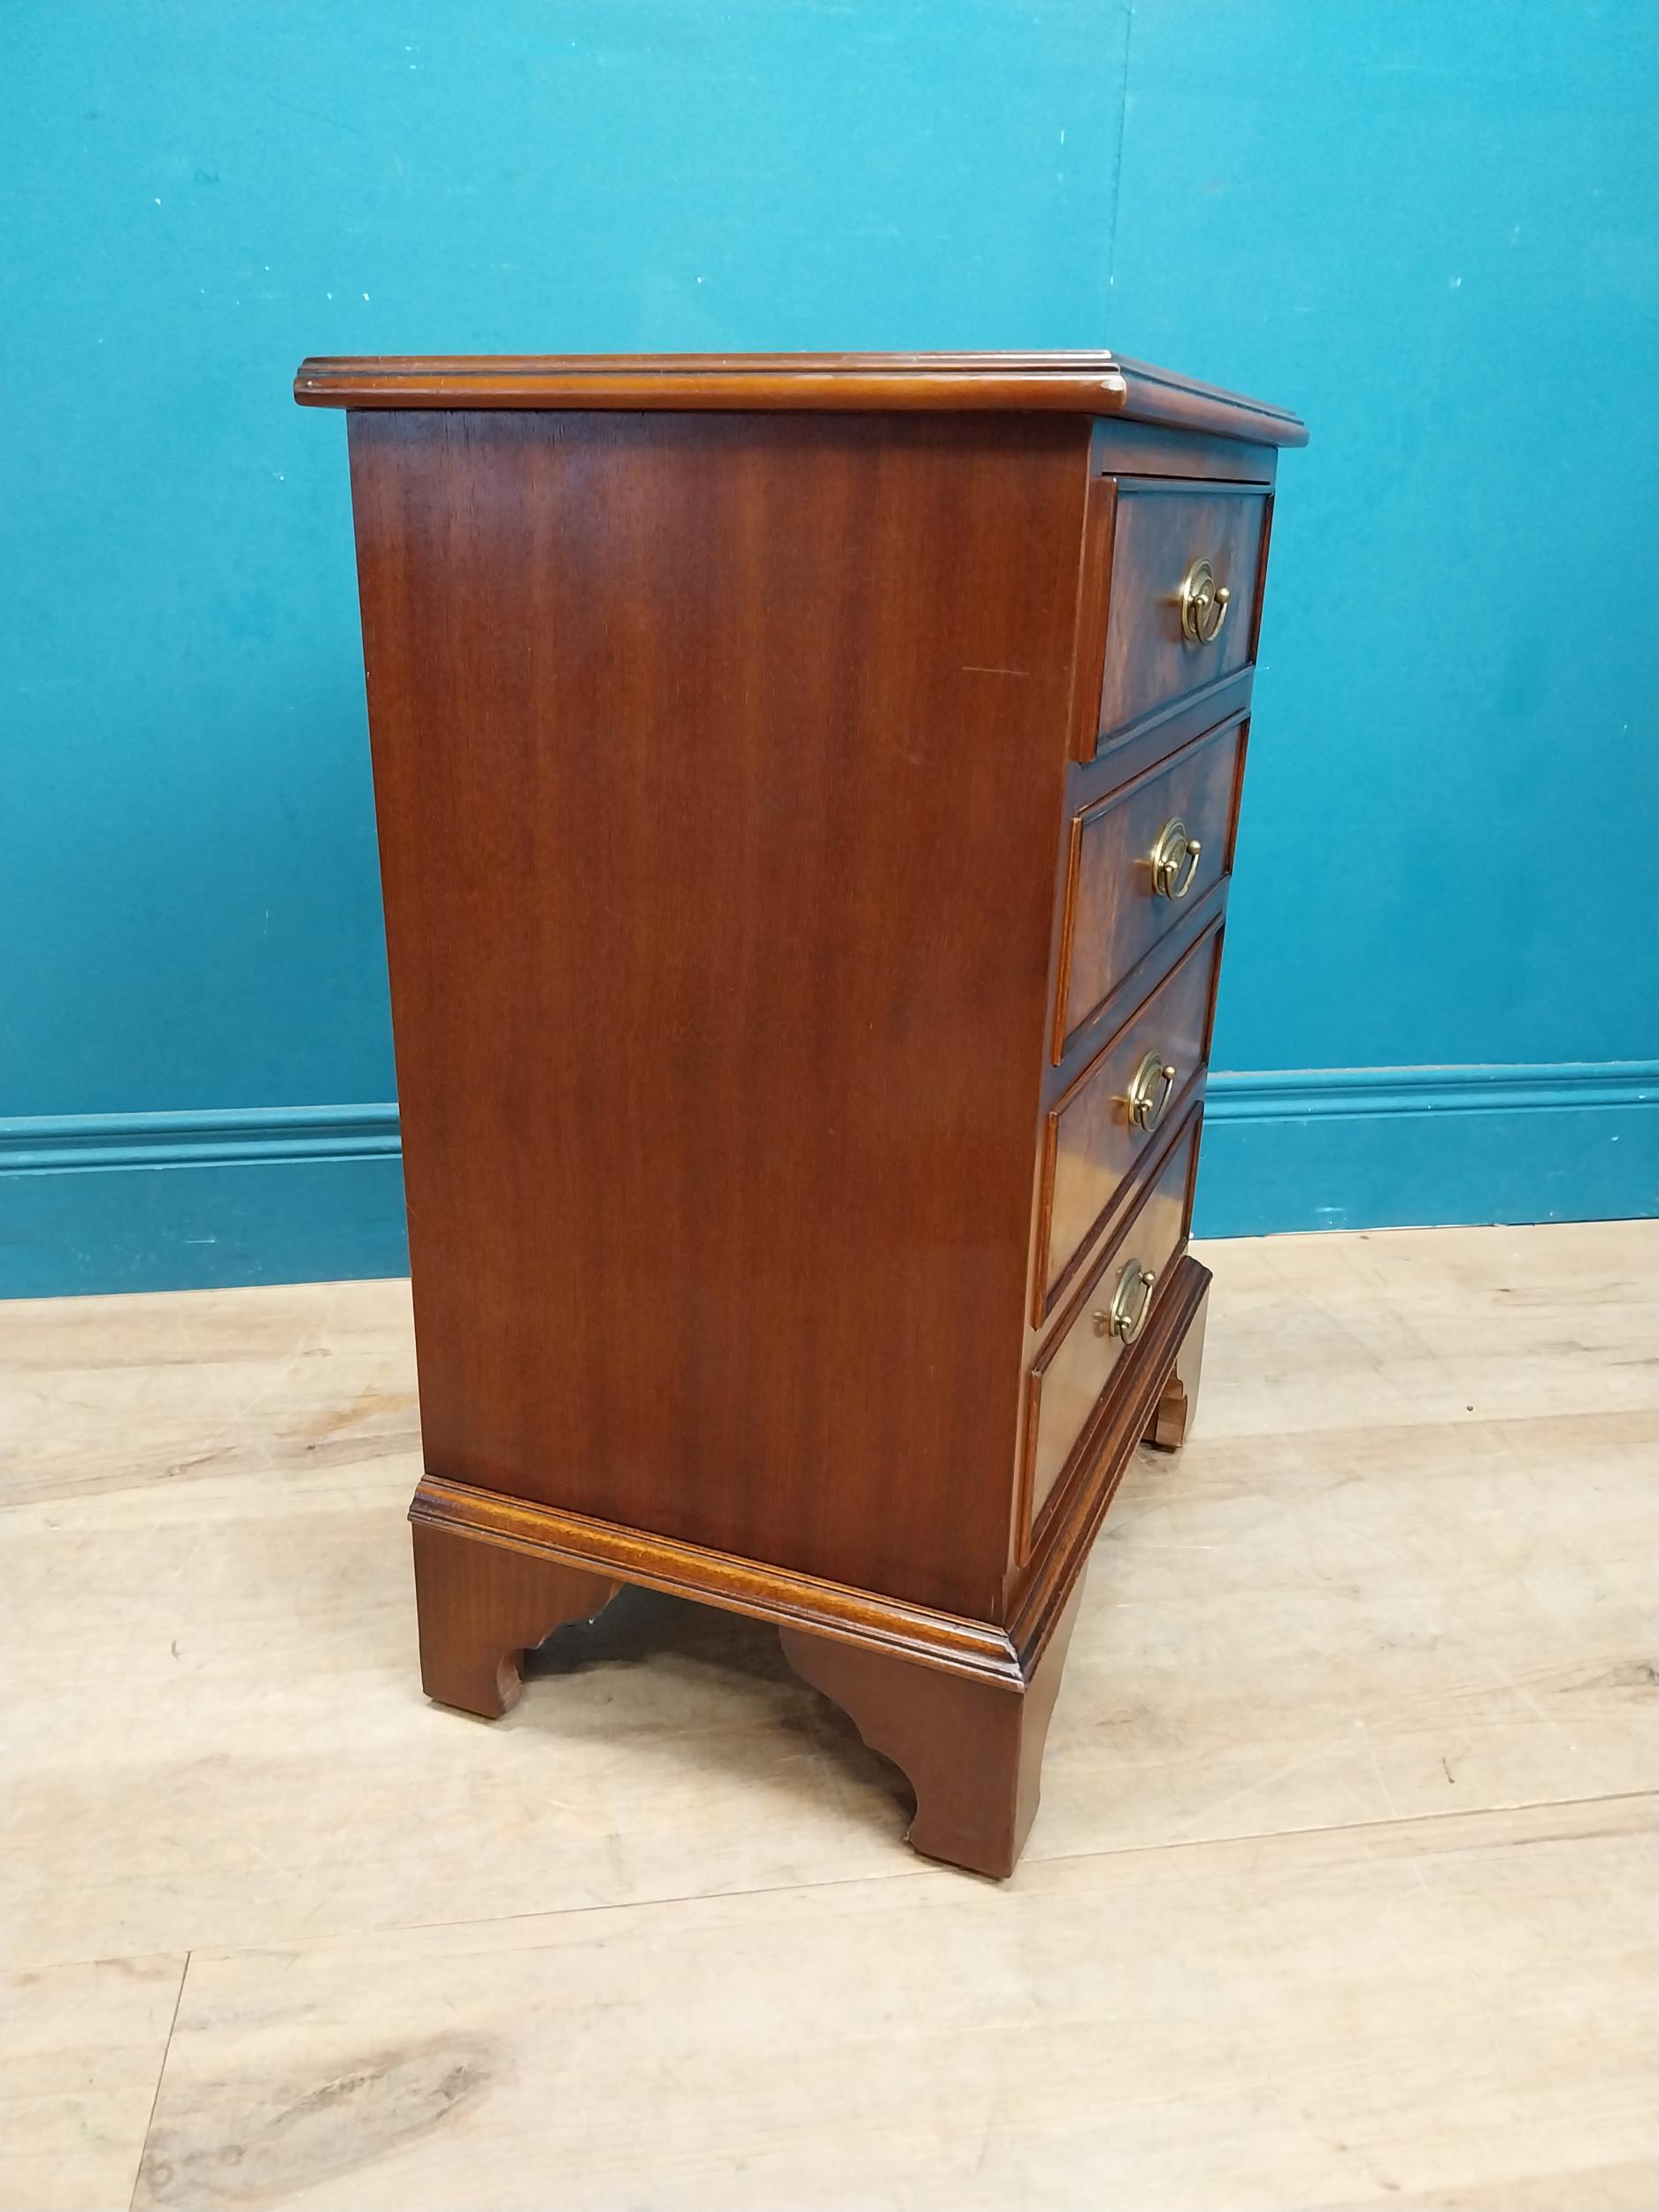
3, 0, 1655, 1293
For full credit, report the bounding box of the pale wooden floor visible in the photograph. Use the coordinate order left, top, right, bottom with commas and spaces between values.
2, 1221, 1654, 2212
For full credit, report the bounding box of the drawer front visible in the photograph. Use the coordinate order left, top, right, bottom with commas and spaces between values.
1056, 719, 1242, 1058
1025, 1115, 1200, 1536
1097, 483, 1267, 746
1038, 925, 1219, 1317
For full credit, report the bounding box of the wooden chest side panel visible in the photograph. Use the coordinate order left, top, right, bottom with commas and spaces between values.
349, 409, 1091, 1618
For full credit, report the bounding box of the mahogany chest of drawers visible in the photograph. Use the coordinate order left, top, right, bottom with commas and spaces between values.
296, 350, 1304, 1877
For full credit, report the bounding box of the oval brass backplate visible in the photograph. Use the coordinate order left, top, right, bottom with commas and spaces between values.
1178, 557, 1231, 646
1095, 1258, 1156, 1346
1123, 1049, 1178, 1134
1148, 817, 1202, 902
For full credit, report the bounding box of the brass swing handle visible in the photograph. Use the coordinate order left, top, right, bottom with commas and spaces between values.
1095, 1258, 1156, 1346
1178, 558, 1231, 646
1122, 1048, 1178, 1133
1147, 816, 1202, 901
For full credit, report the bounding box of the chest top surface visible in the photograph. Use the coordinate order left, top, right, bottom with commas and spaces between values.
294, 348, 1307, 446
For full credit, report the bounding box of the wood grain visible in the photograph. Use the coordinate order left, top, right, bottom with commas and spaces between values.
5, 1222, 1655, 2208
349, 407, 1094, 1622
779, 1577, 1085, 1879
6, 1225, 1651, 1967
128, 1795, 1656, 2212
296, 349, 1311, 445
1090, 416, 1281, 484
1079, 662, 1256, 795
411, 1518, 620, 1718
1056, 720, 1245, 1057
1010, 1250, 1212, 1605
1038, 922, 1220, 1316
312, 351, 1309, 1877
1143, 1281, 1210, 1452
1096, 481, 1269, 741
0, 1955, 186, 2212
409, 1473, 1032, 1686
1023, 1117, 1202, 1535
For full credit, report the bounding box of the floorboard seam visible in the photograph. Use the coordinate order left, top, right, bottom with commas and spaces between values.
127, 1948, 190, 2212
53, 1786, 1652, 1974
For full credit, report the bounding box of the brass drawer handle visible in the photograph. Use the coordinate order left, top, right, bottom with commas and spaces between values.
1178, 558, 1231, 646
1095, 1259, 1157, 1346
1123, 1049, 1178, 1133
1148, 817, 1202, 901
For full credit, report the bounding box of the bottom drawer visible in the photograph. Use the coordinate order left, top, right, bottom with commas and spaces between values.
1022, 1113, 1200, 1541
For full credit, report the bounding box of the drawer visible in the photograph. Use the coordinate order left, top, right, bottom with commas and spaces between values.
1036, 924, 1218, 1317
1097, 482, 1268, 746
1023, 1114, 1200, 1538
1055, 719, 1242, 1059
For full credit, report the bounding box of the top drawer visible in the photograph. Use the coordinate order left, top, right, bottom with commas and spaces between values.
1095, 481, 1269, 747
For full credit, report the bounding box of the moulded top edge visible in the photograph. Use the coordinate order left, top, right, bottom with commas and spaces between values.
292, 349, 1308, 447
